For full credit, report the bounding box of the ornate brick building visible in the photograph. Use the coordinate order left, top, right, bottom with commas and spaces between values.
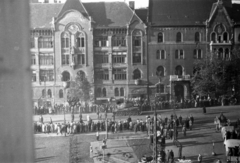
147, 0, 240, 102
30, 0, 148, 106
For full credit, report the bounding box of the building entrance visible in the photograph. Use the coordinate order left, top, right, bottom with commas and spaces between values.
174, 84, 184, 102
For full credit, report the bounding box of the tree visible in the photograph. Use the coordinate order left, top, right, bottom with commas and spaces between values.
191, 52, 227, 98
66, 74, 91, 113
191, 49, 240, 101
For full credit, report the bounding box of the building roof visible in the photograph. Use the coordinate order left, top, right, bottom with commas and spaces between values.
30, 1, 137, 29
135, 8, 148, 23
30, 4, 63, 28
148, 0, 217, 26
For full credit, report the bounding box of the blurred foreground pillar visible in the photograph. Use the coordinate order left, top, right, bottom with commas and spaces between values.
0, 0, 34, 162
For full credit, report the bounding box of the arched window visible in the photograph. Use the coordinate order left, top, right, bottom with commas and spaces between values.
156, 50, 160, 59
161, 50, 165, 59
176, 32, 182, 42
156, 66, 164, 77
62, 71, 70, 81
158, 32, 163, 43
102, 88, 107, 97
223, 32, 228, 42
211, 32, 216, 43
59, 89, 63, 98
175, 65, 183, 76
77, 70, 86, 81
42, 89, 46, 97
61, 32, 70, 48
47, 89, 52, 98
114, 88, 119, 97
225, 48, 229, 60
120, 88, 124, 96
76, 32, 85, 47
133, 69, 141, 79
195, 32, 200, 42
218, 48, 223, 59
96, 88, 102, 97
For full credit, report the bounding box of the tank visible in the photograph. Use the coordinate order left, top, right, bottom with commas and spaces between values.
115, 101, 141, 116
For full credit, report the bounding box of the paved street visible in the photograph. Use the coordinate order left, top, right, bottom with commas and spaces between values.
35, 105, 240, 163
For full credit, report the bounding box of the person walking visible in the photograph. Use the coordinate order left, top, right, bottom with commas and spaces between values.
182, 125, 187, 136
197, 154, 202, 163
169, 150, 174, 163
96, 131, 99, 141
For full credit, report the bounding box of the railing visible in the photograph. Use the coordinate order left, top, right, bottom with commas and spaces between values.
170, 75, 191, 81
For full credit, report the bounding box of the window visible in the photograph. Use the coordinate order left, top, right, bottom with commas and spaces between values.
193, 49, 202, 59
156, 50, 160, 59
94, 36, 108, 47
77, 70, 86, 80
114, 88, 119, 97
218, 48, 223, 59
133, 53, 141, 63
211, 32, 216, 43
160, 50, 166, 59
195, 32, 200, 42
95, 52, 109, 64
31, 55, 36, 65
62, 54, 70, 65
73, 54, 85, 65
225, 48, 230, 60
102, 88, 107, 97
120, 88, 124, 96
238, 34, 240, 42
32, 71, 36, 82
61, 32, 70, 48
39, 54, 54, 65
38, 37, 53, 48
133, 36, 141, 46
223, 32, 228, 42
175, 65, 183, 76
96, 69, 109, 80
112, 52, 126, 64
47, 89, 52, 98
156, 66, 164, 77
175, 50, 184, 59
59, 89, 63, 98
113, 68, 126, 80
176, 32, 182, 42
112, 36, 126, 47
76, 33, 85, 47
157, 84, 164, 93
133, 69, 141, 79
158, 32, 163, 43
156, 50, 166, 60
40, 69, 54, 81
62, 71, 70, 81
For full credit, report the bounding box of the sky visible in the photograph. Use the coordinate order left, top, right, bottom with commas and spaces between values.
81, 0, 148, 8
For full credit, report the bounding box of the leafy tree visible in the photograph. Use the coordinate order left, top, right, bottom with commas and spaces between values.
191, 52, 228, 98
66, 74, 91, 112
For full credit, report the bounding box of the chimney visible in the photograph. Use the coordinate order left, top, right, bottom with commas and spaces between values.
129, 1, 135, 10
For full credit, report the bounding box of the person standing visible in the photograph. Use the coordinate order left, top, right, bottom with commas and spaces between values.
197, 154, 202, 163
182, 125, 187, 137
169, 150, 174, 163
96, 131, 99, 141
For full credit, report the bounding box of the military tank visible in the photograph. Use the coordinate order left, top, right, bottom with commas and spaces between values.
115, 101, 141, 116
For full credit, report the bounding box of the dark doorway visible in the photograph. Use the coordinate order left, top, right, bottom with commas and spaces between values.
174, 84, 184, 102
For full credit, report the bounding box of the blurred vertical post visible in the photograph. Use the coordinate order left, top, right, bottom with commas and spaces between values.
0, 0, 34, 162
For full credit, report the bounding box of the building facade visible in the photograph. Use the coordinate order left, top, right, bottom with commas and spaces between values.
148, 0, 240, 102
30, 0, 148, 106
31, 0, 240, 106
